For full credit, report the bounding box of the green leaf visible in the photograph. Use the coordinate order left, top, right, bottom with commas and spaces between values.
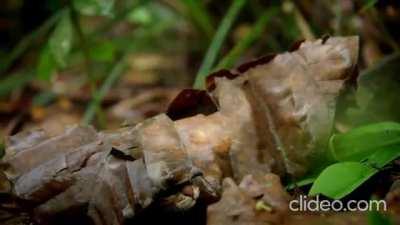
126, 2, 180, 31
368, 210, 393, 225
49, 14, 74, 68
89, 40, 116, 62
193, 0, 247, 89
364, 144, 400, 169
310, 145, 400, 199
309, 162, 377, 199
0, 71, 34, 97
330, 122, 400, 161
73, 0, 115, 16
37, 45, 57, 81
127, 6, 153, 25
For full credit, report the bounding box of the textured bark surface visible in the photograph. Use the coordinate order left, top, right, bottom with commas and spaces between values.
0, 36, 363, 225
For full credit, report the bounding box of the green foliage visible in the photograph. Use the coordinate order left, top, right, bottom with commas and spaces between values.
73, 0, 115, 16
330, 122, 400, 161
309, 122, 400, 199
89, 40, 116, 62
217, 7, 279, 69
82, 55, 128, 125
193, 0, 247, 89
368, 210, 393, 225
0, 72, 34, 97
127, 6, 153, 25
309, 162, 376, 199
364, 144, 400, 169
180, 0, 215, 38
286, 175, 316, 190
127, 2, 180, 29
37, 45, 57, 81
307, 84, 400, 199
37, 13, 74, 80
49, 14, 74, 68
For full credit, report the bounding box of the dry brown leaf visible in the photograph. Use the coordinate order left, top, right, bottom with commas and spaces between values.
211, 36, 359, 178
0, 36, 360, 225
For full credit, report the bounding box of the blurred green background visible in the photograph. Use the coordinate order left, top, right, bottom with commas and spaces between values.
0, 0, 399, 146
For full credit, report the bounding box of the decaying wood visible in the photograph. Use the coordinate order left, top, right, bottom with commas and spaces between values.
1, 36, 360, 225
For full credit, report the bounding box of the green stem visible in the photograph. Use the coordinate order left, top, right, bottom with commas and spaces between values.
68, 0, 95, 90
82, 55, 128, 125
81, 0, 150, 125
180, 0, 215, 38
216, 7, 278, 69
193, 0, 247, 89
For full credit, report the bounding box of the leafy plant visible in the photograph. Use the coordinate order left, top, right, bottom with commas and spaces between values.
36, 11, 74, 81
368, 209, 393, 225
329, 122, 400, 162
73, 0, 115, 17
308, 122, 400, 199
309, 162, 376, 199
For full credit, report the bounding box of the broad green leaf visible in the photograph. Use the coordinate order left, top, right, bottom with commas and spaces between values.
73, 0, 115, 16
310, 145, 400, 199
89, 40, 116, 62
49, 14, 74, 68
364, 144, 400, 169
309, 162, 376, 199
330, 122, 400, 161
37, 45, 57, 81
